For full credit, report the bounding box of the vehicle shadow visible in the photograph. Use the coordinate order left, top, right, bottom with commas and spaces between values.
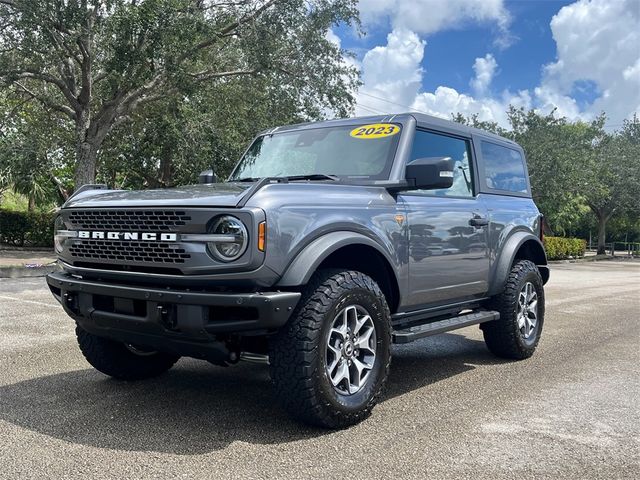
0, 332, 504, 455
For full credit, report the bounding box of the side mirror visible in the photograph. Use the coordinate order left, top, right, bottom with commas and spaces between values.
198, 169, 217, 184
405, 157, 454, 190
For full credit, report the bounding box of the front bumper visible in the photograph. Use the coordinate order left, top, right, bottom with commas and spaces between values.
46, 271, 300, 358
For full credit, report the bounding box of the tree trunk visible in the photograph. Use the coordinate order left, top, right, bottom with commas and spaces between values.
28, 194, 35, 212
596, 214, 607, 255
73, 102, 123, 190
74, 140, 99, 189
589, 203, 615, 256
159, 154, 172, 187
74, 110, 98, 190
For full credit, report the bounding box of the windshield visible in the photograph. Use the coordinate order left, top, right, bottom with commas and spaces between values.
229, 124, 402, 181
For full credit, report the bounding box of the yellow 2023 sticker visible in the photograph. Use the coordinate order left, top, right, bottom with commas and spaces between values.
350, 123, 401, 139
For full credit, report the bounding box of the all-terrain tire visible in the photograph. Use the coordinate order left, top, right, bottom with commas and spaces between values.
269, 270, 391, 429
481, 259, 545, 359
76, 326, 180, 380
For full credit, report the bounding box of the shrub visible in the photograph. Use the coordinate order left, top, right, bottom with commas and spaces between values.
0, 209, 55, 247
543, 236, 586, 260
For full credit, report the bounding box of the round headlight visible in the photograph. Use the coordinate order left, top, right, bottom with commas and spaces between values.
207, 215, 248, 262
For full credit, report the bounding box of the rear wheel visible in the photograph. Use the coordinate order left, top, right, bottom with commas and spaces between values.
482, 260, 545, 359
76, 326, 180, 380
269, 270, 391, 429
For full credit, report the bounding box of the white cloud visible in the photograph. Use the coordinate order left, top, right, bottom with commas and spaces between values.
351, 0, 639, 129
532, 85, 581, 120
541, 0, 640, 123
351, 1, 516, 121
412, 86, 531, 127
355, 29, 425, 116
358, 0, 512, 47
325, 28, 342, 48
353, 29, 526, 127
470, 54, 498, 97
623, 59, 640, 82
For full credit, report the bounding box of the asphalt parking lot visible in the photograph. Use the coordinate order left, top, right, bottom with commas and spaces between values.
0, 261, 638, 479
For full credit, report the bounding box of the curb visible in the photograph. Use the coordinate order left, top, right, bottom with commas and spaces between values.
0, 264, 59, 279
548, 256, 638, 264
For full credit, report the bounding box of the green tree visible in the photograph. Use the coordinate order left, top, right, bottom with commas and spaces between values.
581, 116, 640, 254
451, 112, 508, 137
0, 0, 359, 190
0, 89, 74, 209
506, 108, 608, 234
454, 109, 640, 252
98, 70, 320, 189
453, 109, 607, 235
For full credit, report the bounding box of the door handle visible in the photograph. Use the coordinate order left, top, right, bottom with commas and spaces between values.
469, 216, 489, 227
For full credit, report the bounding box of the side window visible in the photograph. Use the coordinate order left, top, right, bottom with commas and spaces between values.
409, 130, 474, 197
481, 141, 528, 193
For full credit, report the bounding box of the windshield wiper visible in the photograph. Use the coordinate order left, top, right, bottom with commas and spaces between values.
233, 173, 339, 183
234, 177, 261, 182
282, 174, 339, 182
233, 174, 339, 207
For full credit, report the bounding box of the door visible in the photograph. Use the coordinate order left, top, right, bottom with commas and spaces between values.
399, 129, 490, 308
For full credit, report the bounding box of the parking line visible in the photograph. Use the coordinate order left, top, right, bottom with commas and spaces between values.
0, 295, 58, 307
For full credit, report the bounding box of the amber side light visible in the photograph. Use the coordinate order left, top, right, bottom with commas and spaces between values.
258, 221, 266, 252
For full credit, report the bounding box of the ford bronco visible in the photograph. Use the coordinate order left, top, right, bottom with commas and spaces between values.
47, 113, 549, 428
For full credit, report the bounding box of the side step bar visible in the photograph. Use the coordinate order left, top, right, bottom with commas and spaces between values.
392, 310, 499, 344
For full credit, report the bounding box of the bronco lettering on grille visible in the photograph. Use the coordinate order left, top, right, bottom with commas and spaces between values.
76, 231, 178, 241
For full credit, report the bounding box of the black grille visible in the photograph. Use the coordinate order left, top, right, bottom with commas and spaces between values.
68, 210, 191, 231
69, 240, 191, 264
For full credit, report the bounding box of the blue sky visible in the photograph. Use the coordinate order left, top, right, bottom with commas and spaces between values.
330, 0, 640, 129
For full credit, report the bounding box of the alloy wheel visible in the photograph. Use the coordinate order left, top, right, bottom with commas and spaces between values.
325, 305, 377, 395
517, 282, 538, 339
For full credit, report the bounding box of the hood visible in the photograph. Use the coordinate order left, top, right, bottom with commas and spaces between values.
63, 183, 252, 209
245, 181, 396, 210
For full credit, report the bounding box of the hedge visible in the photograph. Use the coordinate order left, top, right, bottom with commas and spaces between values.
0, 209, 55, 247
543, 236, 586, 260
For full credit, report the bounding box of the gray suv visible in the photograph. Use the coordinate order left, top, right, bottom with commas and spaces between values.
47, 113, 549, 428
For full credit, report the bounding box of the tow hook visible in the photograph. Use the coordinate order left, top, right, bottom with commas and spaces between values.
227, 350, 240, 364
62, 292, 78, 314
157, 304, 177, 330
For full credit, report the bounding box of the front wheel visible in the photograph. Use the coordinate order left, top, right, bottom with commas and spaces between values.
269, 270, 391, 429
481, 260, 545, 359
76, 326, 180, 380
